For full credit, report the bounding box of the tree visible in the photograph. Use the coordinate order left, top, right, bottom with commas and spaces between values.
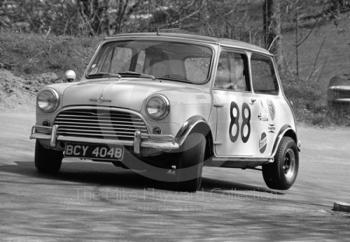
77, 0, 107, 35
263, 0, 283, 70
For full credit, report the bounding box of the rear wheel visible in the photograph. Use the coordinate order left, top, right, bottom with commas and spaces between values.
35, 140, 63, 174
174, 133, 206, 192
262, 137, 299, 190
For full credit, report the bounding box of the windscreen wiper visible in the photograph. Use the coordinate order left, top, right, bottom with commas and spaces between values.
86, 72, 121, 79
157, 74, 189, 83
118, 71, 155, 80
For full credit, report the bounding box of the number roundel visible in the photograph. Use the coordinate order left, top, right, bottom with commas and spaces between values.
241, 103, 251, 143
229, 102, 240, 142
229, 101, 251, 143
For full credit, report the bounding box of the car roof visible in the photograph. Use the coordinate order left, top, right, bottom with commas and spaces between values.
104, 32, 272, 56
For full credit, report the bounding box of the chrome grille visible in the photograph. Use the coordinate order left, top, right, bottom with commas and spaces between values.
54, 108, 148, 141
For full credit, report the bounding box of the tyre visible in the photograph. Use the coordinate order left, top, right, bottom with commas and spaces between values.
262, 137, 299, 190
173, 133, 206, 192
35, 140, 63, 174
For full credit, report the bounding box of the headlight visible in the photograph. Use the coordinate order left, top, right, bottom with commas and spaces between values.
145, 94, 170, 120
37, 89, 60, 113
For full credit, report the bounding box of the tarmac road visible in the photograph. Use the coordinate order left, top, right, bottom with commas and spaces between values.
0, 112, 349, 241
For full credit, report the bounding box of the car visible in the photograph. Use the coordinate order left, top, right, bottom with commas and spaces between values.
30, 32, 301, 192
328, 73, 350, 110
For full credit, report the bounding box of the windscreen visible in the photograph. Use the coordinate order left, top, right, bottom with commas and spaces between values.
87, 40, 213, 84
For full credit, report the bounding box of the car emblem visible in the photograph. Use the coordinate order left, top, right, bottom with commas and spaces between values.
89, 94, 112, 103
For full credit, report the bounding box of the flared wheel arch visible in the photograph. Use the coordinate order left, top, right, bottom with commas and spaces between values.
175, 116, 214, 162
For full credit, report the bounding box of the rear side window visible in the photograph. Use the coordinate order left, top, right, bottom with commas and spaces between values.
251, 55, 279, 95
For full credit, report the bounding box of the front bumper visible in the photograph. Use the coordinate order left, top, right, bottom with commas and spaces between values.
30, 125, 180, 155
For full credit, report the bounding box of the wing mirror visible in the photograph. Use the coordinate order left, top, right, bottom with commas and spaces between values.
65, 70, 76, 82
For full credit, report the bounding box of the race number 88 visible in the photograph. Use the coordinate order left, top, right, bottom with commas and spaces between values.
229, 101, 251, 143
229, 102, 240, 142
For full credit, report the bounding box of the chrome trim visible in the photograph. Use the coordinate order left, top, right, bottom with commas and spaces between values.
145, 94, 170, 120
174, 116, 211, 147
37, 88, 60, 113
59, 135, 134, 146
333, 98, 350, 102
55, 106, 151, 132
30, 115, 210, 155
134, 130, 141, 154
50, 125, 58, 147
329, 85, 350, 91
30, 125, 52, 140
56, 119, 146, 127
53, 107, 150, 142
56, 124, 146, 132
30, 125, 179, 154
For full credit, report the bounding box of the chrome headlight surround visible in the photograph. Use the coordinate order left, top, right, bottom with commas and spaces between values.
145, 94, 170, 120
37, 88, 60, 113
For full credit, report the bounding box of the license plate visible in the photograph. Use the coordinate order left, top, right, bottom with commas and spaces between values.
64, 143, 124, 161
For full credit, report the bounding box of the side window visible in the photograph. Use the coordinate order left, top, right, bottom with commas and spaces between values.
251, 55, 279, 95
214, 51, 250, 92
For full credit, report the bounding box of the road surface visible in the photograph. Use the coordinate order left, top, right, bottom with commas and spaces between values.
0, 112, 349, 241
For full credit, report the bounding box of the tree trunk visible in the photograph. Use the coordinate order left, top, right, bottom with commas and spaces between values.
263, 0, 283, 70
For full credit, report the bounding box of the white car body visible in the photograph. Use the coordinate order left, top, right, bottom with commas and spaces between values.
30, 33, 300, 191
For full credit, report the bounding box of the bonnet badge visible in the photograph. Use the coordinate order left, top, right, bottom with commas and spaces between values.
89, 94, 112, 103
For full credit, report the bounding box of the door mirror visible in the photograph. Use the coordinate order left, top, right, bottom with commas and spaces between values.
65, 70, 76, 82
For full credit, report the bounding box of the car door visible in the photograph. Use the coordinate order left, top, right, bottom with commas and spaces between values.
250, 53, 283, 157
213, 49, 264, 157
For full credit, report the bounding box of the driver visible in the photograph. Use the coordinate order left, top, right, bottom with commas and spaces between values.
231, 57, 246, 91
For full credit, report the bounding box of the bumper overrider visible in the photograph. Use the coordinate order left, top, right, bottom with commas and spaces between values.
30, 125, 181, 155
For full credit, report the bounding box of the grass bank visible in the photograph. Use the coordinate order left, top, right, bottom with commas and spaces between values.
0, 31, 348, 126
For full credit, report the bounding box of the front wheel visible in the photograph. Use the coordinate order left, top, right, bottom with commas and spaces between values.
35, 141, 63, 174
174, 133, 206, 192
262, 137, 299, 190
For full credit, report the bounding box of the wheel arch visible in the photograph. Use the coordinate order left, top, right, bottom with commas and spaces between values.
271, 125, 300, 157
175, 115, 214, 161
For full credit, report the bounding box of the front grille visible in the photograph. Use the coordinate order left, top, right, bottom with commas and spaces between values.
54, 108, 148, 141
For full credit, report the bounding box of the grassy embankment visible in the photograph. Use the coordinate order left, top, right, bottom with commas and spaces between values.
0, 32, 100, 109
0, 27, 349, 125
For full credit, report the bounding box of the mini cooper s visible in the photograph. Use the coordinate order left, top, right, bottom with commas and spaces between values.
30, 32, 301, 192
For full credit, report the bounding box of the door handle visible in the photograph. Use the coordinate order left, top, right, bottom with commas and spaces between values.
213, 103, 224, 108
